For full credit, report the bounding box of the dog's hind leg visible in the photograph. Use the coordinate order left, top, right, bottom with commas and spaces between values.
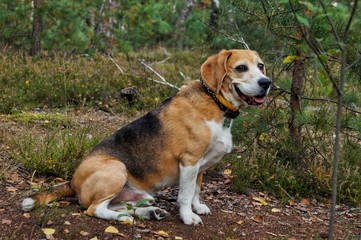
73, 156, 135, 223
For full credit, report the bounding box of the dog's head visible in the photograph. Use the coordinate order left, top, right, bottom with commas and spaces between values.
201, 49, 271, 108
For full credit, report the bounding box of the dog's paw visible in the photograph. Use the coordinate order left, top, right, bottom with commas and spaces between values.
193, 203, 211, 215
134, 206, 169, 221
149, 207, 169, 220
180, 211, 203, 225
117, 213, 135, 224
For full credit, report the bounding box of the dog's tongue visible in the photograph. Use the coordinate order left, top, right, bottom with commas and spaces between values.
253, 96, 265, 104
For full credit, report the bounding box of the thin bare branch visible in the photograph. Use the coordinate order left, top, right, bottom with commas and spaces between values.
198, 19, 250, 50
346, 55, 361, 71
139, 60, 180, 90
343, 0, 358, 38
272, 85, 361, 114
107, 53, 124, 74
319, 0, 342, 46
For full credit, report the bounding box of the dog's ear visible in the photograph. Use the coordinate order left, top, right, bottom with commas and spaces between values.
201, 50, 233, 93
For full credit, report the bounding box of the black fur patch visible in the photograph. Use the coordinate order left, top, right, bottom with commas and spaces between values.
91, 97, 173, 179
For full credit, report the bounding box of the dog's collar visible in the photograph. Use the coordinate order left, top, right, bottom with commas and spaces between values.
200, 77, 240, 119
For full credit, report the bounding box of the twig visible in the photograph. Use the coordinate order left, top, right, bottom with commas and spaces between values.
276, 183, 293, 199
198, 19, 250, 50
346, 55, 361, 71
107, 53, 124, 74
272, 86, 361, 114
30, 170, 37, 184
139, 60, 180, 90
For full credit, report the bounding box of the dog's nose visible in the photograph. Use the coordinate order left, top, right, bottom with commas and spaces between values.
258, 77, 272, 91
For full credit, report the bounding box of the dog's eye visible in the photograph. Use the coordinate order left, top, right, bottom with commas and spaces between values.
258, 63, 265, 71
235, 65, 248, 72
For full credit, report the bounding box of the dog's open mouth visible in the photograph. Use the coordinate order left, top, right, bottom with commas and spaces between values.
235, 86, 266, 106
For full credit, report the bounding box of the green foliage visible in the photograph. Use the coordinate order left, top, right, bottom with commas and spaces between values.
229, 101, 360, 205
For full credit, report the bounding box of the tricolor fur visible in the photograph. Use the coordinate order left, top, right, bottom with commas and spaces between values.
22, 49, 271, 225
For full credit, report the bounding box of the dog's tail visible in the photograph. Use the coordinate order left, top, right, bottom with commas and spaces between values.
21, 183, 75, 211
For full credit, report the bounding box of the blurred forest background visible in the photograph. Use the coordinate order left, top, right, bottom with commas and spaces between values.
0, 0, 360, 207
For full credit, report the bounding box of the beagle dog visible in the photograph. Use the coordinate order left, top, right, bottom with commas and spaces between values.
22, 49, 271, 225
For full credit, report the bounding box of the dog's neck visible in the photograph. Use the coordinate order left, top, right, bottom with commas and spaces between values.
200, 77, 240, 119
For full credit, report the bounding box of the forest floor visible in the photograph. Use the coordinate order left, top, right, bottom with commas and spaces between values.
0, 110, 360, 240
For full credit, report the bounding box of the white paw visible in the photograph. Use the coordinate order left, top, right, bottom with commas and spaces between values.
135, 207, 169, 220
180, 211, 203, 225
117, 213, 135, 223
193, 203, 211, 215
148, 207, 169, 220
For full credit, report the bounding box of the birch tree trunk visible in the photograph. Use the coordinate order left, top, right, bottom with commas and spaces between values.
30, 0, 42, 56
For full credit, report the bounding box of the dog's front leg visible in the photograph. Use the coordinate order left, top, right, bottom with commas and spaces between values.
178, 163, 203, 225
192, 172, 210, 215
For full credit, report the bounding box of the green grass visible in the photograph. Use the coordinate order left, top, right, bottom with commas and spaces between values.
6, 125, 102, 178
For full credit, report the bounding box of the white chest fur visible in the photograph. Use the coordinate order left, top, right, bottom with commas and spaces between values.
198, 119, 233, 172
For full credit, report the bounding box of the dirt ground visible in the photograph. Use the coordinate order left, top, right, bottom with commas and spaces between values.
0, 110, 360, 240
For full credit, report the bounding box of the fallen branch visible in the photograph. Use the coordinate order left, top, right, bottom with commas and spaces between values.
139, 60, 180, 90
107, 53, 124, 74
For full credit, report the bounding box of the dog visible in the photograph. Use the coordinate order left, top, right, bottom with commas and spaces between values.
22, 49, 271, 225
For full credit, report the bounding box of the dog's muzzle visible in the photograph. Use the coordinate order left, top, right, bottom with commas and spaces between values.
235, 77, 272, 106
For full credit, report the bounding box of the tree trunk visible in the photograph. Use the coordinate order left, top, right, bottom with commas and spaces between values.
94, 0, 119, 53
172, 0, 195, 47
177, 0, 195, 25
30, 0, 42, 56
209, 0, 220, 28
289, 50, 304, 141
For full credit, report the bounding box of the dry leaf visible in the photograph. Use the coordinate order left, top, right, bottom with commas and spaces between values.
223, 169, 232, 175
71, 213, 81, 217
63, 221, 71, 225
156, 230, 169, 237
11, 173, 19, 182
289, 200, 297, 206
57, 200, 70, 207
237, 220, 244, 225
224, 179, 231, 184
42, 228, 56, 235
251, 215, 263, 223
64, 228, 70, 234
80, 231, 90, 236
301, 198, 311, 205
221, 209, 233, 213
23, 213, 30, 218
89, 237, 98, 240
266, 231, 278, 237
271, 208, 282, 213
6, 187, 17, 193
54, 177, 66, 182
120, 220, 134, 225
252, 197, 268, 206
2, 219, 12, 224
105, 226, 119, 234
175, 236, 183, 240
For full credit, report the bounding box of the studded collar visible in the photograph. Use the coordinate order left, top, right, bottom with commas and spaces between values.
200, 77, 240, 119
